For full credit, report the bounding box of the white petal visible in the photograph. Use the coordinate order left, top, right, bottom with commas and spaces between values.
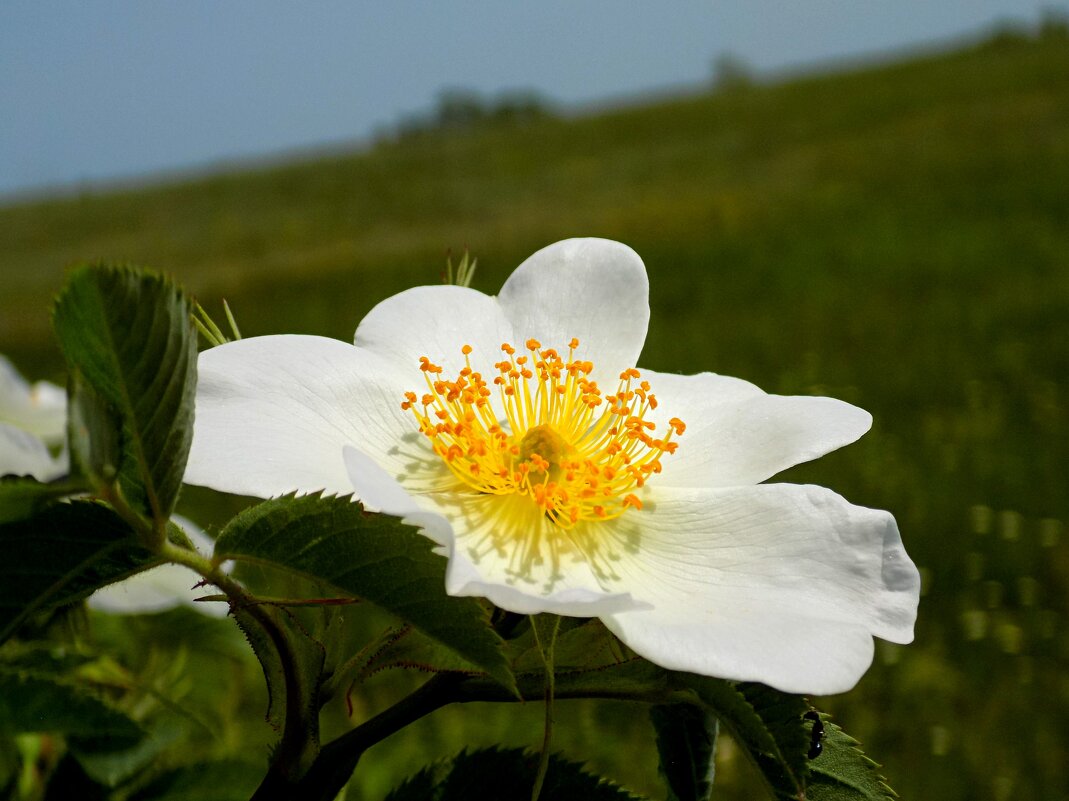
642, 369, 872, 487
427, 490, 644, 616
601, 483, 919, 694
0, 423, 65, 481
343, 445, 453, 547
186, 335, 420, 499
345, 444, 640, 614
354, 284, 515, 380
0, 356, 67, 444
498, 239, 650, 386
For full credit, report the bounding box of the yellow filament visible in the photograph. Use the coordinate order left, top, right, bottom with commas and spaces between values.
402, 338, 684, 528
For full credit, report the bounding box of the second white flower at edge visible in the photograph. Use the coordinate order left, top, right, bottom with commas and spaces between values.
0, 355, 225, 618
0, 355, 67, 480
184, 238, 920, 695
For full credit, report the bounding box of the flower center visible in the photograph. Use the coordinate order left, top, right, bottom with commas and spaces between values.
402, 338, 685, 528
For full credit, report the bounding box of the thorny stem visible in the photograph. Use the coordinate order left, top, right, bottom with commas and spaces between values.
104, 481, 319, 788
282, 668, 678, 801
290, 673, 464, 801
159, 538, 316, 794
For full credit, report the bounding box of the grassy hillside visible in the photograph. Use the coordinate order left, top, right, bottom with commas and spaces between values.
2, 28, 1068, 801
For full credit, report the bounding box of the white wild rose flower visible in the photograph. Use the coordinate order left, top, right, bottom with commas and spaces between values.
0, 355, 226, 617
0, 355, 67, 480
184, 238, 919, 693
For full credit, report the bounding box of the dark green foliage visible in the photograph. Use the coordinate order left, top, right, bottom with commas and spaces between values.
68, 718, 184, 788
510, 619, 627, 677
384, 747, 647, 801
0, 669, 141, 738
806, 717, 896, 801
213, 493, 515, 693
229, 601, 326, 755
0, 475, 84, 524
674, 677, 810, 799
549, 658, 669, 700
354, 624, 484, 680
736, 683, 812, 796
52, 265, 197, 524
650, 703, 717, 801
66, 368, 123, 492
0, 500, 160, 643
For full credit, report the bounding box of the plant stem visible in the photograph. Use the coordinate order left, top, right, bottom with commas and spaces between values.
287, 672, 465, 801
530, 615, 560, 801
160, 538, 318, 792
283, 664, 678, 800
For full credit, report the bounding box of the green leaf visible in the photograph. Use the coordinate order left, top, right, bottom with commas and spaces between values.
673, 676, 810, 800
68, 717, 183, 788
529, 613, 561, 673
548, 657, 668, 700
510, 618, 625, 673
357, 624, 484, 680
805, 717, 897, 801
739, 682, 812, 792
384, 747, 648, 801
66, 369, 123, 490
0, 667, 141, 738
0, 500, 160, 644
214, 493, 515, 693
0, 475, 84, 524
650, 703, 717, 801
0, 641, 97, 675
53, 264, 197, 524
230, 601, 325, 756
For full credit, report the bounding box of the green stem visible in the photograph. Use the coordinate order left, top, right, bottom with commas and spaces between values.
158, 539, 243, 604
98, 481, 166, 550
281, 666, 679, 801
530, 616, 560, 801
161, 539, 317, 788
287, 673, 464, 801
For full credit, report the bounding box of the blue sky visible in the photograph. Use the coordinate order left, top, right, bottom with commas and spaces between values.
2, 1, 1065, 197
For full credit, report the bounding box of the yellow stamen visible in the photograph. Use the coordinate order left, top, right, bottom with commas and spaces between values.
403, 339, 683, 528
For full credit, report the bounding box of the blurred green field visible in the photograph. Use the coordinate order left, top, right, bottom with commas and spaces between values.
2, 26, 1068, 801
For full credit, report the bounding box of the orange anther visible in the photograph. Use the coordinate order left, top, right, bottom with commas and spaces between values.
404, 338, 679, 517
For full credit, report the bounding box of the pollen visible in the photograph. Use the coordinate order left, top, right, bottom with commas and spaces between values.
403, 339, 683, 528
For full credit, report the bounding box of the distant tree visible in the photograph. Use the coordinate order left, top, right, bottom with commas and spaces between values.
434, 88, 488, 130
489, 90, 553, 125
979, 19, 1032, 49
1038, 8, 1069, 39
711, 52, 754, 92
386, 87, 554, 141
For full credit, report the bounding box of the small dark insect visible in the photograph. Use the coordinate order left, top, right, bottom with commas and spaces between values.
803, 711, 825, 759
